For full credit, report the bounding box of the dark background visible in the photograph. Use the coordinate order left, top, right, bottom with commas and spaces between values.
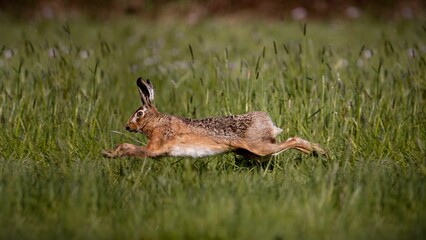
0, 0, 424, 20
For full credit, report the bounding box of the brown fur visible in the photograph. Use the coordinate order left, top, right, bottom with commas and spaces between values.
103, 78, 327, 160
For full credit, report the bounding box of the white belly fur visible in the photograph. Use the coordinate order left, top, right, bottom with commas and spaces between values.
169, 145, 226, 157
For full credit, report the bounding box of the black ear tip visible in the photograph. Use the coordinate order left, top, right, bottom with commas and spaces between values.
136, 77, 143, 85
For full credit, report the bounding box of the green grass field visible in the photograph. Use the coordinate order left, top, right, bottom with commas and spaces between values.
0, 18, 425, 239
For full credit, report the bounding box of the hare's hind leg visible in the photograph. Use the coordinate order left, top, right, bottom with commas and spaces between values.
273, 137, 327, 157
239, 137, 327, 157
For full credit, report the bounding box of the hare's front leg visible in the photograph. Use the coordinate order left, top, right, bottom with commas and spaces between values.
103, 143, 149, 158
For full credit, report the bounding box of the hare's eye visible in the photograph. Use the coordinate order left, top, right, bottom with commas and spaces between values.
136, 111, 144, 117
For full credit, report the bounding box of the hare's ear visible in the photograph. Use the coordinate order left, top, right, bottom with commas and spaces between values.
145, 79, 154, 102
136, 77, 153, 106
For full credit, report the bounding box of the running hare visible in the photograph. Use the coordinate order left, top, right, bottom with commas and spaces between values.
103, 78, 327, 160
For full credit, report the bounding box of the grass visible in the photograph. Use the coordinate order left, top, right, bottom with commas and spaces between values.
0, 17, 425, 239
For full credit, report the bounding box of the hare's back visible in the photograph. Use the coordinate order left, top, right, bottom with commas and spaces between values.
180, 111, 281, 140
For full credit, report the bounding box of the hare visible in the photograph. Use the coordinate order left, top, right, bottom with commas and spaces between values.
103, 78, 327, 160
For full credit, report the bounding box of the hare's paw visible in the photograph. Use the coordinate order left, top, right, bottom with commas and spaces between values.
102, 143, 147, 158
102, 148, 118, 158
311, 143, 328, 157
102, 143, 132, 158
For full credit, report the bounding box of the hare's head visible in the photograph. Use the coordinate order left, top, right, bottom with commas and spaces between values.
125, 78, 157, 133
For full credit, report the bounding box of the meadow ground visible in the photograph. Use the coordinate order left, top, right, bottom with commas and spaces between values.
0, 17, 425, 239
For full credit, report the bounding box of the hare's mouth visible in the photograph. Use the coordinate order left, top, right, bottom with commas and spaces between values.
125, 126, 137, 132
